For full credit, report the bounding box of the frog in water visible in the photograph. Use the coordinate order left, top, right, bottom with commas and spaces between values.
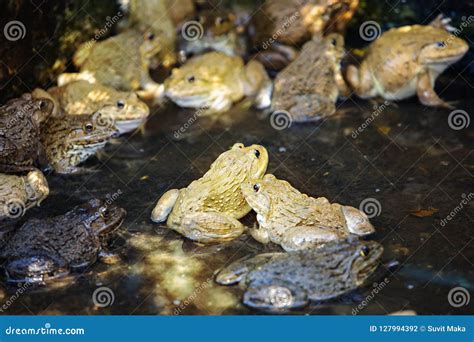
0, 170, 49, 220
58, 29, 164, 100
271, 34, 349, 122
0, 199, 126, 284
216, 237, 383, 311
40, 114, 118, 174
151, 143, 268, 243
241, 174, 374, 252
0, 94, 54, 173
346, 16, 469, 108
164, 52, 272, 115
33, 81, 149, 135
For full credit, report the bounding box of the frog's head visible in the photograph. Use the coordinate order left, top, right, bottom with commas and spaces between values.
20, 93, 54, 124
24, 170, 49, 206
324, 33, 345, 60
98, 93, 150, 135
139, 30, 163, 61
351, 240, 384, 286
63, 114, 118, 150
418, 28, 468, 68
241, 174, 281, 216
80, 198, 126, 237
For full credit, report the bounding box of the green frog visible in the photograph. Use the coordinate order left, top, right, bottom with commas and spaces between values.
216, 237, 383, 311
346, 16, 469, 107
40, 114, 118, 174
0, 198, 126, 284
241, 174, 375, 252
0, 94, 54, 173
151, 143, 268, 243
164, 52, 272, 115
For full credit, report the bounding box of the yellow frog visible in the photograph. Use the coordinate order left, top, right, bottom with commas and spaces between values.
346, 17, 468, 108
164, 52, 272, 115
151, 143, 269, 243
241, 174, 375, 252
33, 81, 149, 135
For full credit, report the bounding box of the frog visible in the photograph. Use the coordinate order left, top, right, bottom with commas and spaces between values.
58, 29, 164, 100
40, 114, 118, 174
178, 10, 247, 60
33, 80, 150, 135
0, 169, 49, 220
346, 16, 469, 108
151, 143, 269, 243
164, 52, 272, 115
250, 0, 359, 71
0, 94, 54, 173
215, 236, 383, 311
241, 174, 375, 252
271, 33, 349, 122
0, 198, 126, 284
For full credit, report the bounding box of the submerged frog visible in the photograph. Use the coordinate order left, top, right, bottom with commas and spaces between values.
271, 34, 349, 122
346, 17, 469, 108
33, 81, 149, 135
58, 29, 164, 100
40, 114, 118, 174
151, 143, 269, 243
0, 170, 49, 220
164, 52, 272, 115
0, 199, 126, 283
241, 174, 374, 252
216, 237, 383, 311
0, 94, 54, 173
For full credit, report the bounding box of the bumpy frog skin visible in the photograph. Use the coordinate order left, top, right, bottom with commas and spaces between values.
0, 199, 126, 284
58, 29, 164, 100
241, 174, 374, 252
33, 81, 149, 135
0, 94, 54, 173
40, 114, 118, 174
164, 52, 273, 115
346, 17, 468, 108
151, 143, 269, 243
216, 237, 383, 311
271, 34, 349, 122
0, 170, 49, 220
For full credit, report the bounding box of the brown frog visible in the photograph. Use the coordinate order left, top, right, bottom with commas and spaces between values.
0, 199, 126, 284
0, 94, 54, 173
241, 174, 375, 252
271, 33, 349, 122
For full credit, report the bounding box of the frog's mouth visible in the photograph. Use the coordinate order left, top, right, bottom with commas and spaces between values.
92, 204, 127, 236
69, 130, 118, 147
165, 93, 212, 108
115, 118, 147, 134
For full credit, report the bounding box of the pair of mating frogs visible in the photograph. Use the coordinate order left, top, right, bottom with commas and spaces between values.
151, 143, 374, 250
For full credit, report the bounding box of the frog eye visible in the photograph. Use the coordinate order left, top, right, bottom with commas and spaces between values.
147, 32, 155, 40
187, 75, 195, 83
254, 149, 260, 158
38, 100, 48, 109
253, 184, 260, 192
215, 17, 224, 25
436, 41, 446, 48
331, 38, 337, 45
84, 122, 94, 132
360, 245, 370, 257
116, 100, 125, 109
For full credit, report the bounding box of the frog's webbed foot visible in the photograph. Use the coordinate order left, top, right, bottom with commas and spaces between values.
416, 72, 454, 108
280, 225, 342, 252
178, 212, 245, 243
4, 254, 69, 284
249, 225, 270, 244
57, 72, 96, 86
342, 206, 375, 236
151, 189, 180, 223
243, 282, 309, 312
429, 14, 456, 32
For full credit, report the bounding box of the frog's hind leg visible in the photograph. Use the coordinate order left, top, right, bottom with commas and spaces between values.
151, 189, 180, 223
345, 64, 374, 99
416, 72, 454, 108
244, 60, 273, 109
243, 282, 309, 311
179, 212, 245, 243
4, 254, 69, 284
280, 225, 342, 252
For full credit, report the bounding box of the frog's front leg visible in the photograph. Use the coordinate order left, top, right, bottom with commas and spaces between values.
249, 226, 270, 244
179, 212, 245, 243
280, 225, 342, 252
244, 60, 273, 109
151, 189, 180, 223
416, 72, 454, 108
346, 64, 375, 98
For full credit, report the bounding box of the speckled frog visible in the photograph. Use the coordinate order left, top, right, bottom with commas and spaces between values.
241, 174, 375, 251
151, 143, 269, 243
0, 199, 126, 284
271, 34, 349, 122
346, 16, 469, 108
164, 52, 272, 115
33, 81, 149, 135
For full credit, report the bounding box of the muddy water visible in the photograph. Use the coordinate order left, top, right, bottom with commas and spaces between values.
0, 74, 472, 315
